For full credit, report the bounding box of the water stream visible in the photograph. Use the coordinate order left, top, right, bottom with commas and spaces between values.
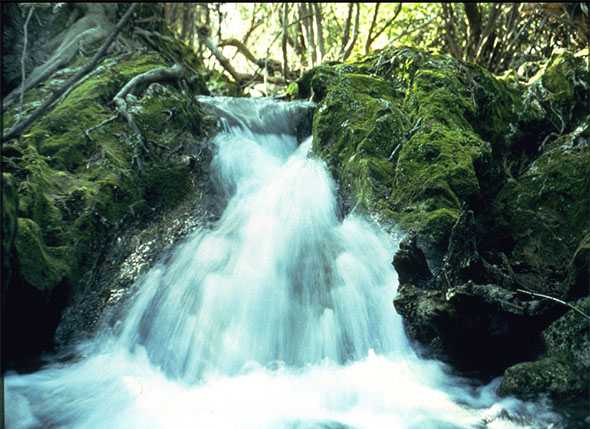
5, 98, 561, 428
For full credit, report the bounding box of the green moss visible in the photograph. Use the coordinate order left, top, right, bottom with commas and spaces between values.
393, 125, 489, 209
499, 354, 585, 400
143, 163, 192, 209
297, 64, 339, 101
494, 143, 590, 276
312, 73, 408, 213
15, 218, 71, 290
515, 51, 589, 141
309, 47, 508, 250
6, 49, 207, 293
23, 53, 168, 172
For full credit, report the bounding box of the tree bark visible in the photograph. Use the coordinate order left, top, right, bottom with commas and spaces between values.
367, 3, 402, 54
464, 2, 482, 60
365, 3, 381, 55
300, 3, 316, 67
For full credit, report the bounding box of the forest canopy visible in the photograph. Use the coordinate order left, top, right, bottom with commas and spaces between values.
162, 2, 588, 94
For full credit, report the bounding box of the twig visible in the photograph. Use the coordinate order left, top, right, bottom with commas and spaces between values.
19, 5, 35, 120
517, 289, 590, 321
84, 114, 118, 141
2, 3, 138, 143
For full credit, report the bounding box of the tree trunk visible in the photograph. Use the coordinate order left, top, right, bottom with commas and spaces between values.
340, 3, 354, 58
365, 3, 381, 54
341, 3, 360, 61
282, 3, 289, 79
464, 2, 482, 61
312, 3, 325, 63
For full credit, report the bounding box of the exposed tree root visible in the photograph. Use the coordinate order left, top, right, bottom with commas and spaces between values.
18, 5, 35, 119
113, 63, 185, 146
3, 4, 118, 111
2, 4, 137, 144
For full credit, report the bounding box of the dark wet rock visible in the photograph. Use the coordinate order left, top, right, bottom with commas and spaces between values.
54, 179, 219, 350
394, 281, 552, 375
499, 297, 590, 401
393, 232, 432, 288
441, 209, 486, 285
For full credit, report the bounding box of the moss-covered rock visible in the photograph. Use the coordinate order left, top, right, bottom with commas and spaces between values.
493, 140, 590, 298
2, 37, 211, 367
312, 73, 406, 214
303, 46, 589, 406
499, 297, 590, 401
310, 47, 509, 255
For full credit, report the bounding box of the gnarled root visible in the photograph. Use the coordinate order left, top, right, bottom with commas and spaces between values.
112, 63, 186, 169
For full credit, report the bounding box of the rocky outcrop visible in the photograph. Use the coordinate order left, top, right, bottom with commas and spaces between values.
499, 297, 590, 401
1, 6, 219, 369
296, 46, 590, 402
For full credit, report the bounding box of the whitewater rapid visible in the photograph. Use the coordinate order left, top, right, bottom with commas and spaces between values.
5, 97, 561, 428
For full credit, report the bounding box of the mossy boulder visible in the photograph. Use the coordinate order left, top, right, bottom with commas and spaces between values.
493, 139, 590, 298
2, 41, 211, 367
312, 73, 406, 214
310, 47, 510, 257
14, 218, 71, 290
303, 46, 590, 408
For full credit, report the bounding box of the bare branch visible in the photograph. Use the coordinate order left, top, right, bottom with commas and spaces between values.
365, 2, 381, 55
517, 289, 590, 322
282, 3, 289, 78
368, 3, 403, 53
198, 29, 244, 82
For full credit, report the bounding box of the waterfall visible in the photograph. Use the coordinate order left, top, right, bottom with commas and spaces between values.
5, 97, 561, 429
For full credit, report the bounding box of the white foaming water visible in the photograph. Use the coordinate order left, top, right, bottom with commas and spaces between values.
5, 97, 561, 429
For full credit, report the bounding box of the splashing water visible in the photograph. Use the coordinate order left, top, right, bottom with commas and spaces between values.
5, 97, 562, 429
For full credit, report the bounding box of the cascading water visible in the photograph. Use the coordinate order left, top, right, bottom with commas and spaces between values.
5, 97, 562, 429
